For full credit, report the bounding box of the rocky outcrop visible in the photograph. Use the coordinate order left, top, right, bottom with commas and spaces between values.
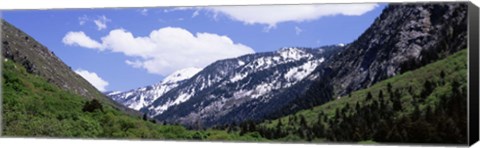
327, 3, 467, 96
272, 3, 468, 119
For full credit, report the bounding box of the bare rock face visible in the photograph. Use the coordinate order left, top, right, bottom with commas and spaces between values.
272, 3, 467, 119
1, 20, 139, 116
323, 3, 467, 96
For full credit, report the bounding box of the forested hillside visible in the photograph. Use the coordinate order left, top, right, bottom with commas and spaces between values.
226, 49, 467, 144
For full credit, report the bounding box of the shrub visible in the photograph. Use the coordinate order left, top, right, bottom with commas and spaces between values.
82, 99, 103, 112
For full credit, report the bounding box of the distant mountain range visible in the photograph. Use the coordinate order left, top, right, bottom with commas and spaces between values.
108, 45, 343, 124
107, 67, 201, 110
105, 3, 467, 128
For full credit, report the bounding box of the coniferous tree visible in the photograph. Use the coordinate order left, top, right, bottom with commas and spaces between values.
378, 90, 384, 99
366, 92, 373, 101
387, 82, 393, 93
421, 80, 435, 98
142, 113, 148, 121
392, 98, 402, 111
275, 120, 283, 138
440, 70, 446, 79
299, 115, 308, 128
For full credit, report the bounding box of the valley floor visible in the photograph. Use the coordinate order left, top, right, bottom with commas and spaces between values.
2, 49, 468, 145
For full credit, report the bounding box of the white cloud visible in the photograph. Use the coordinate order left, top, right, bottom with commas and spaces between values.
140, 9, 148, 16
78, 15, 89, 25
62, 31, 104, 50
75, 69, 109, 92
64, 27, 254, 76
294, 26, 302, 35
94, 15, 111, 31
164, 7, 190, 13
125, 60, 143, 68
205, 4, 378, 29
77, 15, 112, 31
192, 10, 200, 18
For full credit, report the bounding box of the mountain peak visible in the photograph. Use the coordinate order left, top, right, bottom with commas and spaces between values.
161, 67, 202, 84
277, 47, 312, 60
107, 67, 203, 111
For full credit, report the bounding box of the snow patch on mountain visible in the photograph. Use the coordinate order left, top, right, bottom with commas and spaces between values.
151, 91, 195, 116
106, 91, 122, 96
162, 67, 202, 84
278, 47, 313, 60
107, 67, 202, 110
284, 58, 325, 81
230, 73, 248, 83
238, 60, 245, 66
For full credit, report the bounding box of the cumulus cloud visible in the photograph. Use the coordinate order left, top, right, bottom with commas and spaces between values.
64, 27, 254, 76
75, 69, 109, 92
94, 15, 111, 30
62, 31, 104, 50
205, 4, 378, 29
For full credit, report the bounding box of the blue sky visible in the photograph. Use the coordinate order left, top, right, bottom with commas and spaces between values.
2, 3, 386, 92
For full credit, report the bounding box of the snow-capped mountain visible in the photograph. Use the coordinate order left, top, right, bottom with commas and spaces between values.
108, 3, 467, 129
142, 45, 343, 127
107, 67, 201, 110
162, 67, 203, 84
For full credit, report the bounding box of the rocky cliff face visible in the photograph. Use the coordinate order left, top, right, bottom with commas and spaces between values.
1, 20, 139, 115
327, 3, 467, 96
277, 3, 468, 118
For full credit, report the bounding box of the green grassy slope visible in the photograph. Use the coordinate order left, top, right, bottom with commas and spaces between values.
1, 20, 139, 117
1, 59, 266, 141
250, 49, 468, 144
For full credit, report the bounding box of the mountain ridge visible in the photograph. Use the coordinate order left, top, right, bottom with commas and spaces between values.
1, 19, 141, 116
151, 46, 342, 127
107, 67, 202, 110
106, 3, 468, 128
270, 3, 467, 119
